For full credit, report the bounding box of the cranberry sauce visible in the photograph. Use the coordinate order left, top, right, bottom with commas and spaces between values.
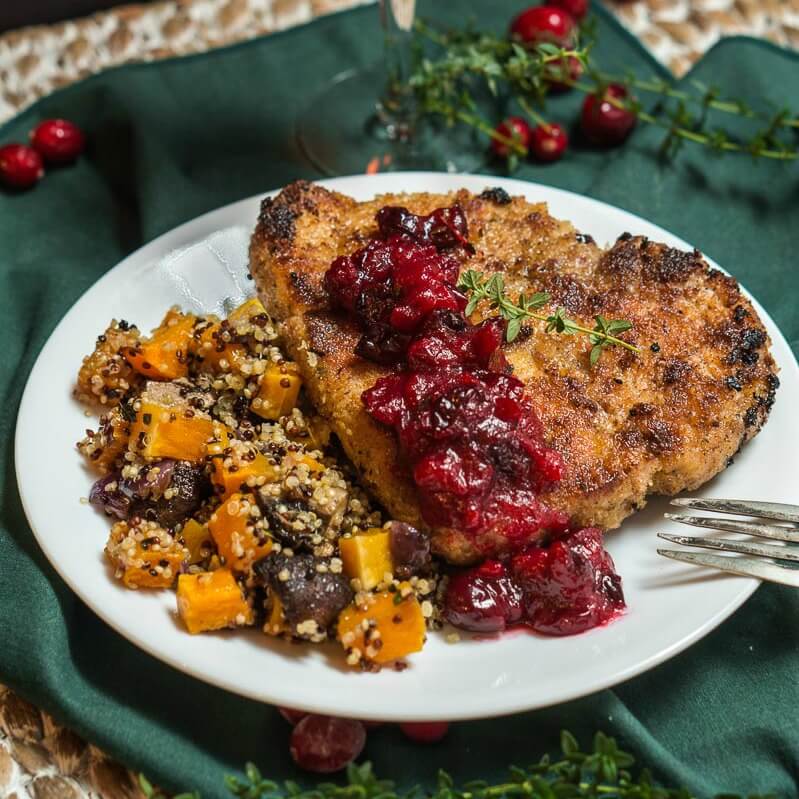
323, 205, 625, 636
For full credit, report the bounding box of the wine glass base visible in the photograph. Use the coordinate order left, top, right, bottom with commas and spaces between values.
296, 66, 485, 176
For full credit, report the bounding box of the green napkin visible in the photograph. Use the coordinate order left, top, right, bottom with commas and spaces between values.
1, 2, 798, 797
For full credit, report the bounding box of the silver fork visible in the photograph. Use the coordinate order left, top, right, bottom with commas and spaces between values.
657, 498, 799, 587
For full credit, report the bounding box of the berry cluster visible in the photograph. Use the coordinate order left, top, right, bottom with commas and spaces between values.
492, 1, 637, 164
0, 119, 85, 190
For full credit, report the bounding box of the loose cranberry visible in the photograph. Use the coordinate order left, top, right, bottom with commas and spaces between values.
509, 6, 575, 47
278, 706, 308, 725
491, 116, 532, 158
399, 721, 450, 743
0, 144, 44, 189
545, 56, 584, 92
580, 84, 637, 146
550, 0, 588, 21
530, 123, 569, 163
289, 715, 366, 773
444, 560, 523, 633
511, 527, 625, 635
30, 119, 85, 164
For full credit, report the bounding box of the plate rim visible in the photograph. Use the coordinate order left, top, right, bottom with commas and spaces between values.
14, 171, 796, 720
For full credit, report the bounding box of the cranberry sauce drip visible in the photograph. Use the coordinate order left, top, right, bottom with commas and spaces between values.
444, 527, 625, 636
325, 205, 566, 545
323, 205, 625, 636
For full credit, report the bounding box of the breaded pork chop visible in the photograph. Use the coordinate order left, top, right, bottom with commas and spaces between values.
249, 181, 778, 564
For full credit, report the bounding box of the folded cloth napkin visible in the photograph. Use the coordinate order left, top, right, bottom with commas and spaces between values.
0, 2, 797, 797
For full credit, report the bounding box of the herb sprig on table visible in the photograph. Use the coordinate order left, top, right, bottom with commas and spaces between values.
409, 18, 799, 166
138, 730, 772, 799
458, 269, 638, 364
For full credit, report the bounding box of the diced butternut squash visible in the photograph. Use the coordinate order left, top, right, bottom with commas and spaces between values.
251, 362, 302, 420
129, 400, 214, 462
177, 569, 253, 634
76, 319, 142, 407
228, 297, 267, 324
105, 519, 188, 589
211, 443, 279, 500
282, 451, 325, 474
206, 422, 233, 457
339, 528, 393, 591
264, 593, 287, 636
77, 406, 131, 473
208, 493, 272, 572
181, 519, 212, 565
196, 322, 247, 374
337, 592, 426, 665
123, 311, 195, 380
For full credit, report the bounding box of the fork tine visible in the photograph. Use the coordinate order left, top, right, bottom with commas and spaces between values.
658, 532, 799, 562
664, 512, 799, 543
670, 498, 799, 524
657, 549, 799, 587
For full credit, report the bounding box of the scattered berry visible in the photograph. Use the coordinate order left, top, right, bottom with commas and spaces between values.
399, 721, 450, 743
531, 123, 569, 162
30, 119, 85, 164
0, 144, 44, 189
289, 715, 366, 773
509, 6, 575, 47
491, 116, 532, 158
580, 84, 637, 146
550, 0, 588, 22
278, 706, 308, 725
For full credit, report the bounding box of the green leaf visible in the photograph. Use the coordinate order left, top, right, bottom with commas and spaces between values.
560, 730, 579, 755
138, 775, 155, 798
590, 344, 603, 366
507, 317, 523, 342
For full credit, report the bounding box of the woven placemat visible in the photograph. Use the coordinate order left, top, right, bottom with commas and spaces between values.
1, 0, 797, 796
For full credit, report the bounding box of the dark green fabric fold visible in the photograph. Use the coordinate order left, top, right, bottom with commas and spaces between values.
1, 2, 797, 797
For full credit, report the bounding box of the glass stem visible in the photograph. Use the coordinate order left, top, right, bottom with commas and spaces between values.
376, 0, 417, 142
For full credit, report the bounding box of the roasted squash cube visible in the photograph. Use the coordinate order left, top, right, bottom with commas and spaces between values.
177, 569, 253, 634
129, 399, 214, 463
208, 493, 272, 572
211, 443, 279, 500
123, 310, 195, 380
339, 528, 393, 590
251, 362, 302, 420
181, 519, 212, 565
105, 519, 188, 589
337, 592, 426, 665
196, 321, 247, 374
228, 297, 267, 324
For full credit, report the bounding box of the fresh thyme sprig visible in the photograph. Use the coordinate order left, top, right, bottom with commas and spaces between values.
138, 729, 774, 799
457, 269, 638, 364
410, 19, 799, 163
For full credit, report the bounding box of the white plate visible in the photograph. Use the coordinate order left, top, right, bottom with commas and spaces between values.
16, 173, 799, 721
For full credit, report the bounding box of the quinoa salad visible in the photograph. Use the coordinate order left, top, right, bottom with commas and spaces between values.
76, 298, 442, 671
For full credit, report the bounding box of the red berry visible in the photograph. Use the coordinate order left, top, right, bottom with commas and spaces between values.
545, 56, 584, 92
0, 144, 44, 189
491, 116, 532, 158
278, 707, 308, 725
509, 6, 575, 46
289, 715, 366, 773
580, 84, 637, 146
399, 722, 450, 744
531, 123, 569, 162
30, 119, 85, 164
550, 0, 588, 22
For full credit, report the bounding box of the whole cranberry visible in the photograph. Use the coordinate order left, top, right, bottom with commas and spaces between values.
550, 0, 588, 22
531, 123, 569, 163
289, 715, 366, 773
0, 144, 44, 189
30, 119, 85, 164
491, 116, 532, 158
509, 6, 575, 47
399, 721, 450, 743
580, 84, 637, 146
545, 55, 584, 92
444, 560, 523, 633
